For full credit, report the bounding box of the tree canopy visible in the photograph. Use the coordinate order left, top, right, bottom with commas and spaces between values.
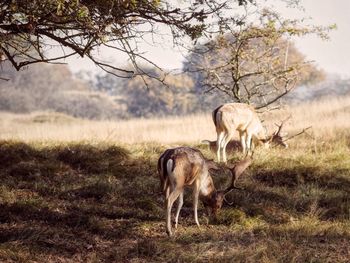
0, 0, 253, 78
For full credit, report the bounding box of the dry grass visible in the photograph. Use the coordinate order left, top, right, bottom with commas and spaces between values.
266, 96, 350, 140
1, 95, 349, 144
0, 111, 213, 144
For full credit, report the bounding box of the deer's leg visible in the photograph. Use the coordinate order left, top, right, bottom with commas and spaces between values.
240, 131, 247, 154
193, 180, 201, 227
220, 132, 228, 163
166, 187, 182, 236
175, 192, 184, 229
165, 185, 170, 200
216, 131, 225, 163
222, 131, 234, 163
246, 133, 253, 154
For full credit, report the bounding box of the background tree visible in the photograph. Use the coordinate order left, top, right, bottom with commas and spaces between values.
184, 8, 330, 110
95, 67, 195, 117
0, 61, 124, 119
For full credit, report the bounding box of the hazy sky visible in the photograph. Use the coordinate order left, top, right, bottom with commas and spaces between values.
287, 0, 350, 77
66, 0, 350, 77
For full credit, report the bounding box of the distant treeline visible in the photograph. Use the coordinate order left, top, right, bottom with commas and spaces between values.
0, 61, 349, 120
0, 62, 123, 120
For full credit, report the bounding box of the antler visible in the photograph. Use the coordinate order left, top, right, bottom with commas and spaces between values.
282, 126, 312, 143
222, 157, 253, 205
274, 115, 291, 136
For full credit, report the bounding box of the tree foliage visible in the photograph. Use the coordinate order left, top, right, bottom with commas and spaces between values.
0, 0, 252, 78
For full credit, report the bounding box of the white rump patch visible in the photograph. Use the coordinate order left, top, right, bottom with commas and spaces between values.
166, 159, 174, 177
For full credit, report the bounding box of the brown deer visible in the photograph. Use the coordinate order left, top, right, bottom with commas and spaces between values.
158, 147, 252, 236
212, 103, 288, 162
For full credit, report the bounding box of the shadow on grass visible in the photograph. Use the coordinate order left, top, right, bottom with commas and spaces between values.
0, 140, 349, 262
0, 140, 164, 261
220, 164, 350, 223
254, 166, 350, 192
126, 224, 350, 262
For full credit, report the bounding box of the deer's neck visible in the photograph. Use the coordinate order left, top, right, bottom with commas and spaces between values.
199, 175, 216, 197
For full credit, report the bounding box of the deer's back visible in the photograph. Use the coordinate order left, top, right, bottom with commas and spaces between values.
158, 147, 207, 186
214, 103, 259, 132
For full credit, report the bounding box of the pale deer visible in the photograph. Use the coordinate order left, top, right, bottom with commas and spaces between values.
212, 103, 268, 162
212, 103, 288, 162
158, 147, 252, 236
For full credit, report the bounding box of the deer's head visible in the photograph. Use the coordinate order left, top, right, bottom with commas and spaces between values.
204, 157, 253, 215
202, 190, 226, 216
269, 117, 290, 148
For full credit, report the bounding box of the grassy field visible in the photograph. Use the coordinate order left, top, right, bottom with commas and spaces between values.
0, 96, 350, 144
0, 96, 349, 262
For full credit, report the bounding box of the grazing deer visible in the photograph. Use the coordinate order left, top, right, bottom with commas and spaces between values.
212, 103, 288, 162
158, 147, 252, 236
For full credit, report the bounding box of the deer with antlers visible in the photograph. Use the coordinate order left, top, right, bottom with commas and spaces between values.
212, 103, 288, 162
158, 146, 252, 236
